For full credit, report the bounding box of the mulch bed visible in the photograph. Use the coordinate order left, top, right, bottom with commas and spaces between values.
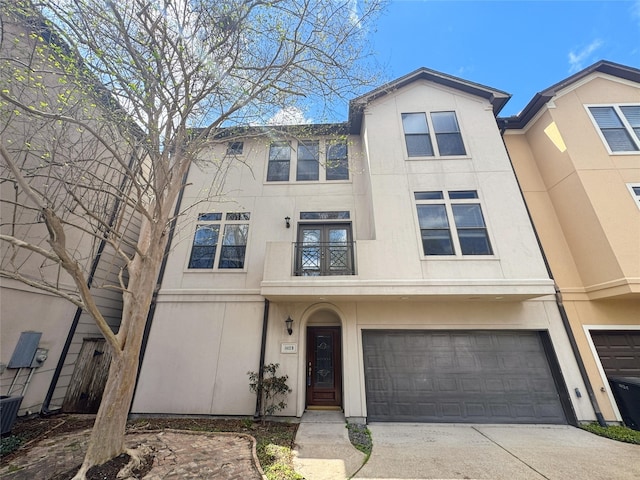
1, 414, 298, 479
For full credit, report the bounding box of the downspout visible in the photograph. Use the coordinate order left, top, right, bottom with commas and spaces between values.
132, 167, 191, 403
499, 123, 606, 426
41, 149, 141, 415
254, 299, 270, 419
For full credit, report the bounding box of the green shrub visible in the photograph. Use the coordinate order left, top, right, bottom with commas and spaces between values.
580, 422, 640, 444
248, 363, 292, 425
0, 435, 23, 456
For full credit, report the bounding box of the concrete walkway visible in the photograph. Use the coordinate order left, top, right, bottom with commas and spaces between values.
293, 411, 366, 480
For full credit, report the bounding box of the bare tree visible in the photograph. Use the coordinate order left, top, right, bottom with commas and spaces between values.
0, 0, 383, 477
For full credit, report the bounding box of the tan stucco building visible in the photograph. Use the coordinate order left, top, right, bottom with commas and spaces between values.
132, 68, 598, 425
500, 61, 640, 424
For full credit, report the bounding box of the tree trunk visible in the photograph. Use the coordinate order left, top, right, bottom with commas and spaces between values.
73, 224, 169, 478
74, 305, 149, 475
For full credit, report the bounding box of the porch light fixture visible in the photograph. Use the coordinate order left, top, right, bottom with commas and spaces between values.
285, 216, 291, 228
285, 316, 294, 335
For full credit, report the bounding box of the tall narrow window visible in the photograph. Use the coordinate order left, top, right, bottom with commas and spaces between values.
188, 212, 250, 269
296, 140, 319, 181
267, 142, 291, 181
431, 111, 466, 155
188, 213, 222, 268
415, 190, 492, 256
326, 142, 349, 180
589, 106, 640, 152
402, 113, 433, 157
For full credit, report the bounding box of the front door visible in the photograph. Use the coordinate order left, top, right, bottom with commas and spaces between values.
306, 326, 342, 407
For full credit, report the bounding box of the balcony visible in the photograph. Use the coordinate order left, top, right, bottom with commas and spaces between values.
294, 242, 355, 276
261, 241, 556, 302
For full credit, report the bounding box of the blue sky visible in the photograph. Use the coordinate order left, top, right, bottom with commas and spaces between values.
367, 0, 640, 117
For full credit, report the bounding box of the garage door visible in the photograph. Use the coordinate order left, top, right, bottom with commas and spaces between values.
591, 331, 640, 377
362, 330, 566, 423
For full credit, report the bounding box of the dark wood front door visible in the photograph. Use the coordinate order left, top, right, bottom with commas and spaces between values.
306, 327, 342, 407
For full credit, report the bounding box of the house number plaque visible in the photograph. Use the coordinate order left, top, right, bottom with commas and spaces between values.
281, 343, 297, 354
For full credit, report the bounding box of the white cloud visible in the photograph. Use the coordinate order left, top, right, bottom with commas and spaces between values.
632, 0, 640, 26
266, 107, 312, 126
568, 39, 603, 73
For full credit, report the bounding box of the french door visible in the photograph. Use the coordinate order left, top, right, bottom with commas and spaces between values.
295, 223, 354, 276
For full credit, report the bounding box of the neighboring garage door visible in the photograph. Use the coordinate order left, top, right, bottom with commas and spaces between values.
362, 330, 566, 423
591, 331, 640, 377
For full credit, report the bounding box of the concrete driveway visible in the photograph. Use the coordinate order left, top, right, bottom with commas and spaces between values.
354, 423, 640, 480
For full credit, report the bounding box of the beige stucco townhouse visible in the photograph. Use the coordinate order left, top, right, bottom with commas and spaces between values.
131, 67, 599, 425
500, 60, 640, 426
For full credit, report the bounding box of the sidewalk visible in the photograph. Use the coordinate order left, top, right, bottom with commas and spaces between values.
293, 411, 365, 480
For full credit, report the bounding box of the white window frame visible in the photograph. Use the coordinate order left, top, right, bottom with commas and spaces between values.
586, 104, 640, 154
627, 183, 640, 211
187, 212, 251, 270
265, 139, 350, 183
401, 111, 467, 159
414, 190, 494, 257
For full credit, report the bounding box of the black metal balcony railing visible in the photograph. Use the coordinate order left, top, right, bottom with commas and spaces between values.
294, 242, 355, 276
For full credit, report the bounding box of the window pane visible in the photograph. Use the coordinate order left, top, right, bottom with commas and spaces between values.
327, 143, 347, 159
422, 230, 454, 255
417, 204, 449, 228
192, 225, 219, 246
188, 246, 216, 268
621, 106, 640, 127
431, 112, 459, 133
590, 107, 624, 128
329, 228, 347, 243
602, 129, 638, 152
226, 212, 250, 221
327, 142, 348, 180
405, 134, 434, 156
436, 132, 466, 155
197, 212, 222, 221
219, 246, 246, 268
297, 160, 319, 180
620, 106, 640, 139
219, 224, 248, 269
269, 142, 291, 160
449, 190, 478, 199
633, 186, 640, 196
189, 225, 219, 268
452, 204, 486, 228
298, 141, 319, 161
267, 160, 290, 181
415, 191, 444, 200
458, 229, 492, 255
402, 113, 429, 134
227, 142, 243, 155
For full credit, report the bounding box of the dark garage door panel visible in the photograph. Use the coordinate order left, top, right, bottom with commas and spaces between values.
591, 331, 640, 377
363, 330, 566, 424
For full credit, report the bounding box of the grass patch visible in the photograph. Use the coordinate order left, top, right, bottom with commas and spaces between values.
258, 443, 304, 480
580, 422, 640, 444
346, 423, 372, 456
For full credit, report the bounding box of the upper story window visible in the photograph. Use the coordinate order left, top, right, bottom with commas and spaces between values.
415, 190, 492, 256
227, 141, 244, 155
188, 212, 250, 269
402, 111, 465, 158
628, 183, 640, 211
296, 140, 320, 181
588, 105, 640, 153
267, 142, 291, 181
267, 139, 349, 182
